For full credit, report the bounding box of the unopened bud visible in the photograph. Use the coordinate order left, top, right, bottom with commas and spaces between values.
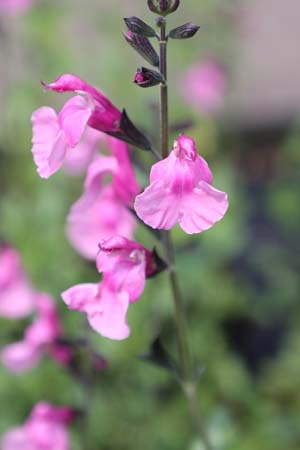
124, 31, 159, 67
134, 67, 164, 88
124, 16, 156, 37
147, 0, 180, 16
146, 248, 168, 278
169, 22, 200, 39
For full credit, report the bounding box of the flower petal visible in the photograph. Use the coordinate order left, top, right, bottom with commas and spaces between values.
66, 187, 136, 260
1, 341, 41, 373
61, 283, 99, 312
0, 427, 30, 450
87, 287, 130, 340
31, 107, 69, 178
134, 180, 179, 230
178, 181, 228, 234
58, 95, 93, 147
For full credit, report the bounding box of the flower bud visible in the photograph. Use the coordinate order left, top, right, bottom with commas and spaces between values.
147, 0, 180, 16
124, 31, 159, 67
134, 67, 164, 88
146, 248, 168, 278
124, 16, 156, 37
169, 22, 200, 39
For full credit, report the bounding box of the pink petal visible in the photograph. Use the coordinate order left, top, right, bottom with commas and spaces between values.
0, 282, 34, 319
180, 61, 225, 113
30, 402, 74, 424
66, 187, 136, 260
26, 420, 69, 450
31, 107, 69, 178
87, 287, 130, 340
178, 181, 228, 234
0, 246, 36, 318
43, 74, 122, 131
63, 127, 102, 175
97, 236, 146, 302
104, 262, 145, 303
25, 294, 60, 346
0, 0, 33, 15
84, 155, 118, 193
134, 180, 179, 230
96, 236, 143, 272
58, 95, 93, 147
108, 137, 140, 203
0, 427, 30, 450
43, 74, 106, 104
61, 283, 98, 312
1, 341, 41, 373
149, 151, 177, 184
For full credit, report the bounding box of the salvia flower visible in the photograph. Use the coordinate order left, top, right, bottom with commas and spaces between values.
0, 0, 34, 14
62, 283, 130, 341
42, 74, 121, 133
1, 293, 70, 373
66, 138, 139, 260
31, 74, 121, 178
97, 236, 149, 302
0, 245, 35, 319
134, 134, 228, 234
63, 127, 102, 175
62, 236, 156, 340
181, 60, 225, 114
1, 402, 72, 450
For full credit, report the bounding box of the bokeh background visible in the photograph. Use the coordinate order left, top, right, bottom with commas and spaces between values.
1, 0, 300, 449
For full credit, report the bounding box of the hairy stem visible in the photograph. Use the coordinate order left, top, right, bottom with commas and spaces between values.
158, 18, 214, 450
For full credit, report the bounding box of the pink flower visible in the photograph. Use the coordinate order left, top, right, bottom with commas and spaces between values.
1, 402, 72, 450
31, 74, 121, 178
66, 142, 139, 260
31, 96, 93, 178
107, 136, 140, 204
62, 236, 158, 340
0, 245, 35, 319
61, 283, 130, 340
63, 127, 101, 175
181, 60, 225, 114
134, 134, 228, 234
1, 294, 68, 373
43, 74, 121, 133
97, 236, 153, 302
0, 0, 34, 14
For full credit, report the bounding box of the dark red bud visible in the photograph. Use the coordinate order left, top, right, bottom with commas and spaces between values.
134, 67, 164, 88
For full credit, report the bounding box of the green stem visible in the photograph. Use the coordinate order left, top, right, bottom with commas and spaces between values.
158, 18, 214, 450
159, 19, 169, 159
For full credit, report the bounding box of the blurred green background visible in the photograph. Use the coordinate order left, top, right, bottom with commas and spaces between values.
1, 0, 300, 449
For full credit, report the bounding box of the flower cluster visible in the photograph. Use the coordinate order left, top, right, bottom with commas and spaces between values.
0, 245, 72, 373
31, 74, 122, 179
1, 292, 71, 373
0, 244, 35, 318
62, 236, 159, 340
66, 137, 140, 260
30, 73, 228, 340
1, 402, 73, 450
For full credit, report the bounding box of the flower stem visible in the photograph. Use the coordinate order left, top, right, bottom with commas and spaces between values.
159, 18, 169, 159
158, 18, 214, 450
